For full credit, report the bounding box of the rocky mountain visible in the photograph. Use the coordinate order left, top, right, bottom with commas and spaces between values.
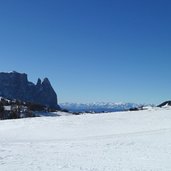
0, 71, 60, 109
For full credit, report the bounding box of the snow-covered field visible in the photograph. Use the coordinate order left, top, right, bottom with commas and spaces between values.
0, 107, 171, 171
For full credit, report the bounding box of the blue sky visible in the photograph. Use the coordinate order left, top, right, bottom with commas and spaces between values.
0, 0, 171, 104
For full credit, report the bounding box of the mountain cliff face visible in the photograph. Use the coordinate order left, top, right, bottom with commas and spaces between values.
0, 71, 60, 109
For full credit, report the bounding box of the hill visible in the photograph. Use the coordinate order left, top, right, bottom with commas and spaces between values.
0, 97, 60, 119
158, 101, 171, 107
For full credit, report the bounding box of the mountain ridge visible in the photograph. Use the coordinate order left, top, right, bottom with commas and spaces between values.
59, 102, 142, 113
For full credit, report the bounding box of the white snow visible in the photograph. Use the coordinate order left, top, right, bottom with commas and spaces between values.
34, 111, 73, 117
4, 106, 11, 111
0, 107, 171, 170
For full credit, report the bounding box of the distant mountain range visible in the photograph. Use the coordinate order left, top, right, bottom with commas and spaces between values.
59, 102, 143, 113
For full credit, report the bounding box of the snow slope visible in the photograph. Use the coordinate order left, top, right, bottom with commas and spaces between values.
0, 107, 171, 170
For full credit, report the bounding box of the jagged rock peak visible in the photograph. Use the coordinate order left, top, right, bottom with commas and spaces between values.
36, 78, 42, 86
42, 77, 51, 85
0, 71, 60, 109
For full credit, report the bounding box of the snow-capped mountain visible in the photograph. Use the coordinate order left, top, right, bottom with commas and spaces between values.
59, 102, 142, 113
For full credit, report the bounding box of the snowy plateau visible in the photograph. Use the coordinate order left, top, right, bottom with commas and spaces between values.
0, 107, 171, 171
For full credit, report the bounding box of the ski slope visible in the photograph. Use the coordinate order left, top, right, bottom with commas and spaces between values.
0, 107, 171, 171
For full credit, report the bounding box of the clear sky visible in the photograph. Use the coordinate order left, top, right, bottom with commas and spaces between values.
0, 0, 171, 104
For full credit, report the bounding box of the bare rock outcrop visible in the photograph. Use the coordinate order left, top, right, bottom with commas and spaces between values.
0, 71, 60, 109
